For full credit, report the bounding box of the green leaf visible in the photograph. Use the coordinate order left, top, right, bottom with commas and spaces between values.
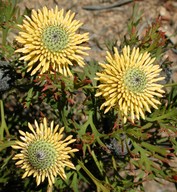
91, 149, 104, 175
0, 140, 15, 151
146, 108, 177, 122
141, 142, 168, 156
78, 159, 113, 192
25, 87, 33, 108
70, 172, 79, 192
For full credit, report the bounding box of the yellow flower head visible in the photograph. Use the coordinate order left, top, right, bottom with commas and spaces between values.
12, 118, 78, 186
95, 46, 165, 123
15, 6, 89, 76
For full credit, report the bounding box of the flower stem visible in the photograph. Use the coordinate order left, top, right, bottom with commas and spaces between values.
77, 159, 112, 192
1, 28, 9, 55
2, 28, 8, 46
0, 99, 10, 140
47, 184, 53, 192
164, 83, 177, 87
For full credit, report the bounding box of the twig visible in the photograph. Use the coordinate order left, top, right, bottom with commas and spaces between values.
83, 0, 133, 11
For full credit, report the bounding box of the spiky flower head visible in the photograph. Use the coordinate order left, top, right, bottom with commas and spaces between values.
15, 6, 89, 76
12, 118, 78, 186
95, 46, 165, 123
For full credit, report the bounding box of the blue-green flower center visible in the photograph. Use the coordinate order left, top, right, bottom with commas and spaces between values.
42, 26, 69, 52
124, 68, 147, 92
28, 140, 57, 170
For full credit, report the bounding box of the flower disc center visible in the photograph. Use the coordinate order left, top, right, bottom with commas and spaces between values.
124, 68, 147, 92
28, 140, 57, 170
42, 26, 69, 52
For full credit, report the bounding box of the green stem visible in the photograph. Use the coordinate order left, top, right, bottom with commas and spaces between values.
77, 159, 112, 192
0, 99, 10, 140
47, 184, 53, 192
164, 83, 177, 87
0, 140, 15, 152
146, 109, 177, 122
2, 27, 9, 56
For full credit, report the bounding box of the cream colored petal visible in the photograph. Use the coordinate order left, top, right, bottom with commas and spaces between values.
12, 145, 22, 149
28, 122, 36, 135
36, 175, 41, 186
28, 169, 35, 176
15, 160, 24, 165
22, 170, 29, 179
41, 172, 46, 182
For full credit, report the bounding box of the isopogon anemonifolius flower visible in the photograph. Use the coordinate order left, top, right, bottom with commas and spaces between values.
12, 118, 78, 186
15, 6, 89, 76
95, 46, 165, 123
